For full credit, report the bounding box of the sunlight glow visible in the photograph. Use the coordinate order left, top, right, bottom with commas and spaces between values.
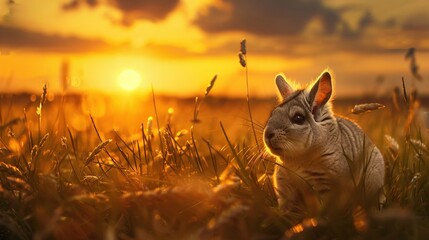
118, 69, 142, 91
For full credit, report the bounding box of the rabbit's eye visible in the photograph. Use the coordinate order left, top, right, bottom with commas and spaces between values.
291, 113, 305, 125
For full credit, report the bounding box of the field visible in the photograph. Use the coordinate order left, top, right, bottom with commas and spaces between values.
0, 85, 428, 239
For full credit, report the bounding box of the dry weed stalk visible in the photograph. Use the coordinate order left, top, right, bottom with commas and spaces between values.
237, 39, 262, 155
404, 100, 420, 133
36, 84, 48, 141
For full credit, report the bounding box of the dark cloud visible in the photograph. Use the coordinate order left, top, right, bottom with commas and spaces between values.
358, 10, 374, 29
0, 25, 118, 53
402, 12, 429, 31
382, 18, 396, 28
339, 10, 377, 40
63, 0, 98, 10
339, 21, 359, 39
194, 0, 341, 36
62, 0, 179, 26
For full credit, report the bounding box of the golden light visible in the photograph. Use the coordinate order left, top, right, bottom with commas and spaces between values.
118, 69, 142, 91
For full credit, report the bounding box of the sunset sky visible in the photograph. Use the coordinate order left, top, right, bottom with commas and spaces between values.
0, 0, 428, 97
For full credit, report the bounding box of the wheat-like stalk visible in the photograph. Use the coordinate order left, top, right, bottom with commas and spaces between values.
147, 116, 154, 138
409, 138, 427, 152
3, 176, 31, 193
351, 103, 385, 114
30, 145, 39, 161
36, 84, 48, 141
85, 139, 112, 165
69, 193, 109, 205
0, 162, 23, 178
38, 133, 49, 148
384, 135, 399, 158
205, 74, 217, 96
203, 202, 249, 237
238, 52, 246, 67
82, 175, 101, 184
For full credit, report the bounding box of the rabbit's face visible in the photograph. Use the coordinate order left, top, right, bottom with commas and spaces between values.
264, 72, 333, 160
264, 92, 317, 158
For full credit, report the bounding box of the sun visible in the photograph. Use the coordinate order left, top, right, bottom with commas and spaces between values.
118, 69, 142, 91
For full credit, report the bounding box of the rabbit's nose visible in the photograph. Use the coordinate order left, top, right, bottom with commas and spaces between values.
265, 130, 275, 140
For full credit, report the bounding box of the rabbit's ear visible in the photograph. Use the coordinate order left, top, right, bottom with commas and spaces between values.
275, 74, 294, 99
309, 71, 332, 112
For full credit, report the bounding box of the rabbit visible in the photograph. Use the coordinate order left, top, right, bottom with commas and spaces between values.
263, 70, 385, 213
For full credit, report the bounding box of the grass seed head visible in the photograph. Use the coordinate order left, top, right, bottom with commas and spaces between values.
240, 39, 246, 55
7, 127, 14, 138
4, 176, 31, 193
238, 52, 246, 67
167, 108, 174, 125
410, 173, 421, 184
31, 145, 39, 160
409, 138, 427, 152
39, 133, 49, 148
70, 193, 109, 205
192, 97, 201, 123
85, 139, 112, 164
206, 203, 249, 232
175, 129, 188, 140
40, 84, 47, 105
82, 175, 101, 184
0, 162, 23, 178
384, 135, 399, 158
351, 103, 385, 114
205, 74, 217, 96
61, 136, 67, 147
37, 84, 48, 116
147, 116, 154, 137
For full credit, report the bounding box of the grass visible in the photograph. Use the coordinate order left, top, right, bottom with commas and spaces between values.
0, 77, 428, 239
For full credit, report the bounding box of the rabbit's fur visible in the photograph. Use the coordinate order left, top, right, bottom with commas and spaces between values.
264, 71, 385, 212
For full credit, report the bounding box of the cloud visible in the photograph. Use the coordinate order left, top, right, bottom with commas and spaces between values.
358, 10, 375, 29
339, 10, 380, 40
62, 0, 180, 26
62, 0, 98, 10
0, 25, 118, 52
402, 11, 429, 31
194, 0, 341, 36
